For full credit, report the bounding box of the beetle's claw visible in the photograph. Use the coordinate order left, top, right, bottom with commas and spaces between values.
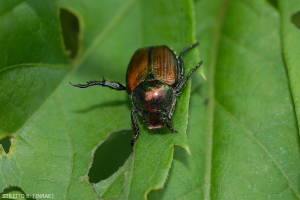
170, 128, 178, 133
69, 82, 80, 87
166, 122, 177, 133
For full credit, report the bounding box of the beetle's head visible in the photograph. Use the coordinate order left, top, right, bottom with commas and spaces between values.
144, 111, 165, 130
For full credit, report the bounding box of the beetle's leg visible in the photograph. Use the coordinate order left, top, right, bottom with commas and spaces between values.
69, 77, 126, 91
131, 109, 140, 146
167, 97, 178, 121
166, 118, 178, 133
175, 60, 203, 93
161, 111, 178, 132
178, 43, 199, 80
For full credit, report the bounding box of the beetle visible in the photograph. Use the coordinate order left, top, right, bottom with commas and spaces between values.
70, 43, 203, 146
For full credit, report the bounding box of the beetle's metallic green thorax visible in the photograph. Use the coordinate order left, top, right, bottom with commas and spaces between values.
131, 80, 174, 129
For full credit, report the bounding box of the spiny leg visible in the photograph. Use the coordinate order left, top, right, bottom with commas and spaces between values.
162, 111, 178, 133
131, 109, 140, 147
167, 58, 202, 132
186, 60, 203, 79
178, 43, 200, 80
69, 77, 126, 91
166, 118, 178, 133
167, 97, 178, 121
175, 60, 203, 93
179, 43, 199, 62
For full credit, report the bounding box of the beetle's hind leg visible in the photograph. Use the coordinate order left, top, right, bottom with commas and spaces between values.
69, 77, 126, 91
178, 43, 199, 80
175, 60, 203, 93
179, 43, 199, 61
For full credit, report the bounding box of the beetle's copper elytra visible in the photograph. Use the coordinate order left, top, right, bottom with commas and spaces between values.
70, 43, 203, 146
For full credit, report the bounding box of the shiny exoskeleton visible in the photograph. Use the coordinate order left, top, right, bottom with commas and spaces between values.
70, 43, 203, 146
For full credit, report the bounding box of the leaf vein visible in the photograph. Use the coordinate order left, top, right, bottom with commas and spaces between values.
215, 100, 300, 198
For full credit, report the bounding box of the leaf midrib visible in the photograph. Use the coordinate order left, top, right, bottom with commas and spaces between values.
204, 0, 229, 199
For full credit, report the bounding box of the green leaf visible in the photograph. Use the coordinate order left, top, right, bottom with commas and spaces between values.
92, 1, 200, 199
279, 0, 300, 131
1, 0, 300, 199
0, 0, 70, 134
0, 0, 199, 199
149, 0, 300, 199
93, 154, 133, 199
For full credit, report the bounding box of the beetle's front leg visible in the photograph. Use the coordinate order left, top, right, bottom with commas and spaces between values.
167, 97, 178, 121
70, 77, 126, 91
131, 108, 140, 146
166, 120, 178, 133
162, 110, 178, 133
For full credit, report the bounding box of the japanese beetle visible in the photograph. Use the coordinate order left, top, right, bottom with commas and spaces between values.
70, 43, 203, 146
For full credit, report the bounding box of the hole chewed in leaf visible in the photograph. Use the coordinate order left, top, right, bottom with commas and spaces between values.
88, 130, 133, 183
291, 11, 300, 30
59, 8, 80, 60
0, 136, 11, 154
